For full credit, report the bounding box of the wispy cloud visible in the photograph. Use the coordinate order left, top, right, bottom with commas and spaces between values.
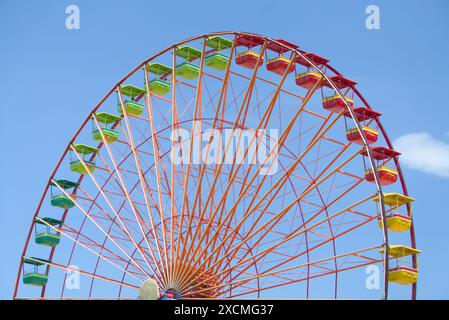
393, 132, 449, 178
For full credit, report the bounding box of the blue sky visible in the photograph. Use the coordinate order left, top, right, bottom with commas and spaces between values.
1, 0, 448, 299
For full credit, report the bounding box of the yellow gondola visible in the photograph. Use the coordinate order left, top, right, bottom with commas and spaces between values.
380, 245, 421, 285
375, 193, 414, 232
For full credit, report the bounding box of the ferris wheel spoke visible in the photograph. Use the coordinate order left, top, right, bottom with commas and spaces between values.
141, 71, 176, 287
76, 183, 143, 240
205, 166, 252, 265
169, 47, 182, 284
201, 84, 279, 261
113, 89, 171, 287
236, 109, 336, 215
187, 39, 239, 214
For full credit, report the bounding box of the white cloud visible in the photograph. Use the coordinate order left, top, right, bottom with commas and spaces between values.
393, 132, 449, 178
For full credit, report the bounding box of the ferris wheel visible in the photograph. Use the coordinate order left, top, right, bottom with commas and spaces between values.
14, 32, 420, 300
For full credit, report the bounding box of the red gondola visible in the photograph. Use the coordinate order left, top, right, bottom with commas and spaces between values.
322, 94, 354, 113
295, 71, 323, 89
365, 166, 399, 185
266, 39, 297, 75
361, 146, 401, 185
346, 126, 379, 145
235, 51, 263, 69
235, 34, 265, 70
266, 56, 295, 75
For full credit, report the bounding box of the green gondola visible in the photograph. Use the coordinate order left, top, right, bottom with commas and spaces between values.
117, 85, 146, 116
205, 53, 229, 71
174, 46, 202, 80
22, 257, 51, 286
50, 179, 78, 209
146, 62, 172, 95
206, 36, 233, 50
93, 128, 119, 142
147, 62, 172, 76
35, 217, 63, 247
176, 46, 202, 60
92, 112, 122, 143
69, 144, 99, 175
149, 79, 171, 96
120, 84, 146, 99
118, 100, 144, 116
176, 62, 200, 80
